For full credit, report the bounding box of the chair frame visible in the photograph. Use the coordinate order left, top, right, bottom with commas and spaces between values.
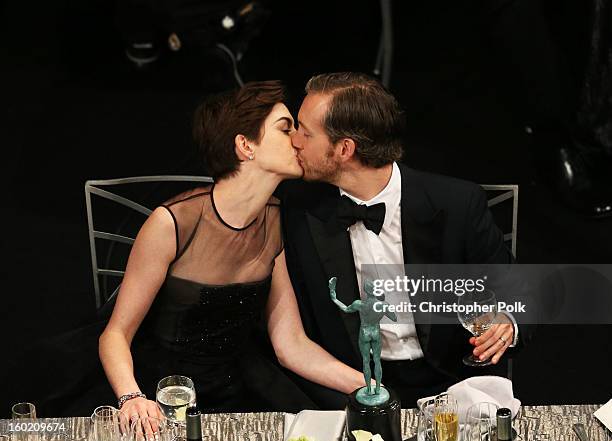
85, 175, 213, 309
85, 177, 518, 308
374, 0, 393, 87
481, 184, 519, 381
480, 184, 519, 258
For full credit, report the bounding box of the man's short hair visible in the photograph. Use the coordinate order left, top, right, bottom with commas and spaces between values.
305, 72, 405, 167
193, 80, 285, 180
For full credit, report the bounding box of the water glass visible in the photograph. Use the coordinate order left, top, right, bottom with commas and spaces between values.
418, 398, 436, 441
11, 403, 36, 419
463, 402, 499, 441
91, 406, 130, 441
10, 403, 37, 441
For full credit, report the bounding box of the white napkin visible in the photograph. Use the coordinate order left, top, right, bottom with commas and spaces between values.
283, 410, 346, 441
594, 399, 612, 432
417, 376, 521, 422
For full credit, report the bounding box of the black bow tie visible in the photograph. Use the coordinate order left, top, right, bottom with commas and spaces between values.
335, 195, 386, 235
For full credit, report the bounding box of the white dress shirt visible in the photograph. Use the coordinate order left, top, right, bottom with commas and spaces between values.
339, 162, 517, 361
340, 162, 425, 360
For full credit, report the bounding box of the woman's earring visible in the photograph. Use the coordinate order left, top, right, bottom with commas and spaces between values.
249, 154, 254, 160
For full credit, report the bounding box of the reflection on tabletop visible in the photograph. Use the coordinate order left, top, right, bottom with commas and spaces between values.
0, 405, 609, 441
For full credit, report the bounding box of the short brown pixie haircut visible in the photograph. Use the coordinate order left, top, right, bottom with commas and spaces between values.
193, 80, 285, 180
305, 72, 405, 167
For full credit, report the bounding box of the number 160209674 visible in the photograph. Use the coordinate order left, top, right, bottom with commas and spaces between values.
7, 422, 66, 433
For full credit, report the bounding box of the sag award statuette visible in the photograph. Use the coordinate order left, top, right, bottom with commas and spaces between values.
329, 277, 402, 441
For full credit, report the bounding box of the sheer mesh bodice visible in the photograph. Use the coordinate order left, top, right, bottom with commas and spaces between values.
143, 184, 282, 361
163, 184, 282, 285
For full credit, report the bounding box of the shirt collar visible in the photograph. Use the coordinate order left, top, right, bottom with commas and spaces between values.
339, 162, 402, 230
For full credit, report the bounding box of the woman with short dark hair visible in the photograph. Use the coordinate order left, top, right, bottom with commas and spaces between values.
99, 81, 367, 417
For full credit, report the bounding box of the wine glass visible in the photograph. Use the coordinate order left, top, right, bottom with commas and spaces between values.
457, 288, 498, 366
463, 402, 499, 441
91, 406, 130, 441
156, 375, 196, 424
433, 394, 459, 441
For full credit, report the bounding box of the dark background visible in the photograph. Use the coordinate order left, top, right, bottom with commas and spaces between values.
2, 0, 611, 417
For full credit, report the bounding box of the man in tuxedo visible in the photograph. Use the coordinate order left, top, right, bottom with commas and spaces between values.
279, 72, 519, 408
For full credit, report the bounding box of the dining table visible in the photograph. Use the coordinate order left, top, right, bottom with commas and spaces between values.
0, 404, 609, 441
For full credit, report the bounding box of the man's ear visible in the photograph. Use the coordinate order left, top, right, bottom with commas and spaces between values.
338, 138, 356, 160
234, 134, 252, 161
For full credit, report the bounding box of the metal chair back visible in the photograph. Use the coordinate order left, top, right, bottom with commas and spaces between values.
85, 175, 213, 309
480, 184, 518, 258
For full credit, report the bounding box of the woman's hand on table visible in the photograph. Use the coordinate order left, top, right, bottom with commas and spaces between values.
120, 397, 163, 433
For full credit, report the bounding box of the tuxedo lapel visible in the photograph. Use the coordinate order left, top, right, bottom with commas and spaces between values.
399, 165, 446, 264
301, 167, 448, 359
398, 164, 447, 353
305, 189, 361, 359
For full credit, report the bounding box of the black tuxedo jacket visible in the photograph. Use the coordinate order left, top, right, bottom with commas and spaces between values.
278, 163, 514, 379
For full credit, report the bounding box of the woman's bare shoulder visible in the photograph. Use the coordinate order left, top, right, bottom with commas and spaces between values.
141, 206, 177, 240
163, 185, 212, 207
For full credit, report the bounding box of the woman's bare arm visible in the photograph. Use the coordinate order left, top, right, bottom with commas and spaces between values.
266, 251, 366, 394
98, 207, 176, 417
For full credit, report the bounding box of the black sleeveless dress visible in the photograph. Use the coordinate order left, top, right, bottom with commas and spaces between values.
129, 184, 315, 412
5, 184, 315, 416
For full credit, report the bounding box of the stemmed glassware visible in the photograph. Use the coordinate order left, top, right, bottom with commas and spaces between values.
433, 394, 459, 441
463, 402, 499, 441
156, 375, 196, 424
457, 289, 498, 366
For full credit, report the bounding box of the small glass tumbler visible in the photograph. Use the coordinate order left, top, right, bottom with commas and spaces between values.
418, 398, 436, 441
11, 403, 36, 419
91, 406, 130, 441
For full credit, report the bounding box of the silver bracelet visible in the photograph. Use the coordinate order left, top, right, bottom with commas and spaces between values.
118, 392, 146, 409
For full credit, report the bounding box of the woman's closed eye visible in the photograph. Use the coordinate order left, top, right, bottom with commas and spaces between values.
277, 116, 295, 135
281, 124, 295, 135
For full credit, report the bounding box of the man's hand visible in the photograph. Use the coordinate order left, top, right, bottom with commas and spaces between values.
470, 313, 514, 364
